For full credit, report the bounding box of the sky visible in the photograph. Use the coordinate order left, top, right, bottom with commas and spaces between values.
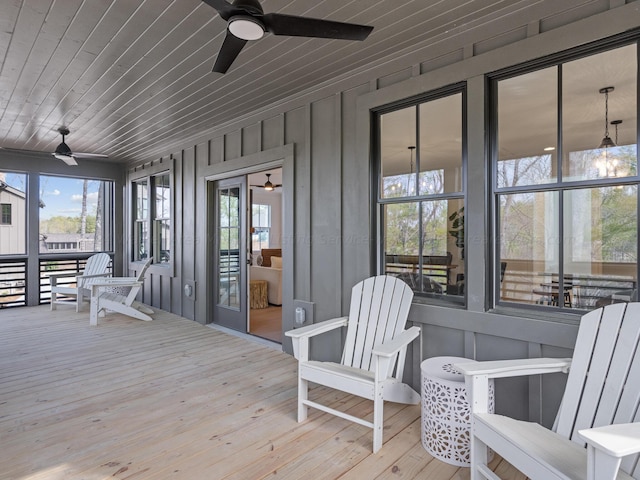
1, 172, 101, 220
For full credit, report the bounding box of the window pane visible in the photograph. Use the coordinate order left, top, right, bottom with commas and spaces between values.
499, 191, 559, 305
136, 180, 148, 220
0, 172, 26, 255
39, 176, 112, 254
155, 173, 170, 219
252, 204, 270, 228
383, 199, 464, 297
380, 106, 417, 198
564, 186, 637, 308
154, 219, 170, 263
563, 44, 637, 182
419, 93, 462, 194
135, 221, 149, 260
497, 67, 557, 187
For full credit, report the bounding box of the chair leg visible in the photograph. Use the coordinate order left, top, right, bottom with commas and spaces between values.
50, 290, 56, 310
76, 290, 83, 312
90, 295, 99, 326
297, 376, 308, 422
470, 433, 490, 480
372, 388, 384, 453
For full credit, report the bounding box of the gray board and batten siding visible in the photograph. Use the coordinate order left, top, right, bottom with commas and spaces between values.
125, 2, 640, 428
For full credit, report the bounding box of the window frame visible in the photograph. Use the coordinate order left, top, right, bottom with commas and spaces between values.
490, 37, 640, 313
1, 203, 11, 225
373, 83, 467, 305
130, 161, 174, 275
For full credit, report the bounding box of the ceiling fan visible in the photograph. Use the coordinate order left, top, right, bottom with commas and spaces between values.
251, 173, 281, 191
52, 127, 108, 166
201, 0, 374, 74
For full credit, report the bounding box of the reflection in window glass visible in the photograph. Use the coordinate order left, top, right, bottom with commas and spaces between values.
218, 187, 240, 309
378, 88, 465, 302
39, 175, 112, 254
0, 172, 26, 255
383, 199, 465, 297
154, 173, 171, 263
134, 180, 149, 260
563, 45, 637, 182
564, 186, 637, 308
381, 107, 416, 199
497, 67, 557, 188
495, 42, 638, 312
498, 191, 559, 305
419, 94, 463, 194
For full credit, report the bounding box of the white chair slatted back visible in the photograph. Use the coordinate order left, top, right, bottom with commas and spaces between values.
554, 302, 640, 468
341, 276, 413, 372
134, 257, 153, 282
77, 253, 111, 288
124, 257, 153, 305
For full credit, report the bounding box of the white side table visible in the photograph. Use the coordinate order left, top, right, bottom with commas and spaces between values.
421, 356, 494, 466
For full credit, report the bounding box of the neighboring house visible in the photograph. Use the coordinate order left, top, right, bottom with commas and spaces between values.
39, 233, 95, 253
0, 180, 25, 256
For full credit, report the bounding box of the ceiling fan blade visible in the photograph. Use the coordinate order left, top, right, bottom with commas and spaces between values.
201, 0, 237, 20
52, 153, 78, 166
213, 31, 248, 73
72, 152, 109, 159
262, 13, 373, 40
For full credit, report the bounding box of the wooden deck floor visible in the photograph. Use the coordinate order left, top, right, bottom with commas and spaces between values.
0, 305, 524, 480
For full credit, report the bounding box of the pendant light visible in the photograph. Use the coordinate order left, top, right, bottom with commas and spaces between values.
598, 86, 616, 149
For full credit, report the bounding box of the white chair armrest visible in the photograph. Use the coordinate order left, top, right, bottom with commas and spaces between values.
77, 272, 111, 280
455, 357, 572, 379
372, 326, 420, 358
48, 271, 79, 280
285, 316, 348, 339
579, 423, 640, 458
285, 317, 348, 361
91, 280, 142, 293
96, 276, 138, 284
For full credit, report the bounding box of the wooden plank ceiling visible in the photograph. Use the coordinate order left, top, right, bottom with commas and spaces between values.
0, 0, 595, 164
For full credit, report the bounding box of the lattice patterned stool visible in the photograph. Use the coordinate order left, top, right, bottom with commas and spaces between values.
421, 356, 494, 466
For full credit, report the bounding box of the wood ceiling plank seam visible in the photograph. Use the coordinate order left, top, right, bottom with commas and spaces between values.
0, 0, 23, 117
59, 0, 196, 139
107, 0, 500, 154
82, 2, 384, 152
22, 0, 134, 151
65, 5, 230, 154
0, 0, 54, 142
66, 4, 223, 150
295, 0, 552, 89
112, 2, 564, 159
100, 2, 398, 156
8, 0, 480, 156
28, 0, 150, 151
7, 0, 91, 148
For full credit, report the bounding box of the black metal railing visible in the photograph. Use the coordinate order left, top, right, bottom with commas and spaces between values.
0, 259, 27, 308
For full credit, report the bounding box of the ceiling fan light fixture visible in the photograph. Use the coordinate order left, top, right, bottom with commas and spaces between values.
54, 141, 71, 155
228, 16, 264, 40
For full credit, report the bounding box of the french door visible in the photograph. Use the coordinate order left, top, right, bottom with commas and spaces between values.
212, 176, 247, 331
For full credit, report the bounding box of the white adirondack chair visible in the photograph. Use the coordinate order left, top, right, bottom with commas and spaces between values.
456, 302, 640, 480
285, 275, 421, 453
49, 252, 111, 312
89, 257, 154, 326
